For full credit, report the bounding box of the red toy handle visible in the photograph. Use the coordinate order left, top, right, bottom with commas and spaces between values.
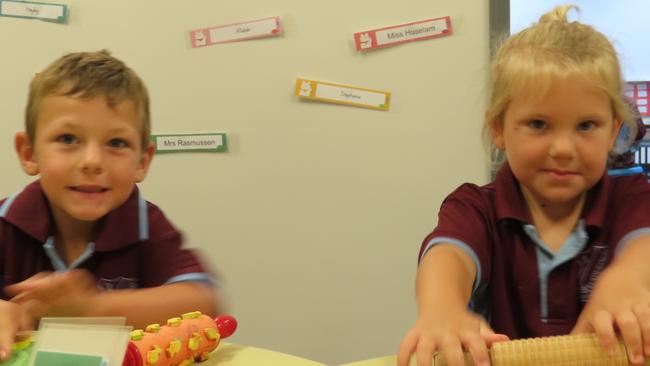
122, 342, 143, 366
215, 315, 237, 338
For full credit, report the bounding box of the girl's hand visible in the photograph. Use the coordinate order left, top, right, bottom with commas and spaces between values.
572, 265, 650, 366
397, 311, 508, 366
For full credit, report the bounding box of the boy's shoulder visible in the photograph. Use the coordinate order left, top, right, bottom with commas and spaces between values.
91, 187, 181, 251
141, 198, 179, 238
0, 182, 180, 248
0, 181, 43, 210
0, 181, 50, 242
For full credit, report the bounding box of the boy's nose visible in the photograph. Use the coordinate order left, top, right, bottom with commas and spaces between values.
80, 144, 104, 173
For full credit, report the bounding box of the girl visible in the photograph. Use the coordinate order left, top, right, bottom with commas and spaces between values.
398, 5, 650, 366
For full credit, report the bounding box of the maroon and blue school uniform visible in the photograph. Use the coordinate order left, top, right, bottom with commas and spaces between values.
419, 163, 650, 338
0, 181, 214, 299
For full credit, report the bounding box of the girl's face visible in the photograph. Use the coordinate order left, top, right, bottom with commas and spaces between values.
491, 75, 620, 211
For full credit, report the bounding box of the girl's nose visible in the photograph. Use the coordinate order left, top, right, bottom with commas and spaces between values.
549, 133, 577, 159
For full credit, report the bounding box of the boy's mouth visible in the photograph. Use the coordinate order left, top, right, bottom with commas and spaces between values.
69, 185, 109, 193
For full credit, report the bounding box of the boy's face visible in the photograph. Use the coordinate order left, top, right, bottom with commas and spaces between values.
15, 95, 154, 226
491, 75, 620, 210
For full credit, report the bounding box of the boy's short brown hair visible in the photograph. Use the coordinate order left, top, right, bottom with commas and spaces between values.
25, 50, 150, 150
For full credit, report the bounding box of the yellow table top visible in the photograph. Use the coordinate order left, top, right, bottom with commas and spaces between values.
340, 355, 416, 366
205, 342, 326, 366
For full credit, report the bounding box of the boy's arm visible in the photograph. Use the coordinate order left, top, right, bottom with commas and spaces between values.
85, 282, 219, 328
572, 234, 650, 365
0, 300, 34, 360
397, 244, 507, 366
7, 270, 220, 329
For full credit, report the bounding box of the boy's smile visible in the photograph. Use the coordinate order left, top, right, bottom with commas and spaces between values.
68, 184, 110, 200
15, 94, 153, 230
492, 75, 621, 211
69, 185, 109, 193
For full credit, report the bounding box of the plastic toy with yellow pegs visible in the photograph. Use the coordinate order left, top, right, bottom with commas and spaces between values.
432, 333, 650, 366
121, 312, 237, 366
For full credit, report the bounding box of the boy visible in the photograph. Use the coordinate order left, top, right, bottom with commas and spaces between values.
0, 50, 219, 358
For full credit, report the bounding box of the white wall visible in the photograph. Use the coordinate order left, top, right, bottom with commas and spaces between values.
510, 0, 650, 81
0, 1, 490, 364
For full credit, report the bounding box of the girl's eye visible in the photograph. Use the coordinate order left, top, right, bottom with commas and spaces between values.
528, 119, 547, 129
108, 138, 127, 148
577, 121, 596, 131
56, 134, 77, 144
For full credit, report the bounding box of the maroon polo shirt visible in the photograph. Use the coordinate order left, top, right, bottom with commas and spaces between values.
419, 163, 650, 338
0, 180, 211, 299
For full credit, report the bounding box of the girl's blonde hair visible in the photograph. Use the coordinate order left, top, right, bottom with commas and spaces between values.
484, 5, 636, 167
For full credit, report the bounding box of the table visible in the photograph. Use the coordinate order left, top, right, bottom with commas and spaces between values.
204, 343, 326, 366
340, 355, 397, 366
1, 340, 327, 366
340, 355, 418, 366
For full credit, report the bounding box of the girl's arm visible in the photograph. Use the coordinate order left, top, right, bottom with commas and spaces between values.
572, 234, 650, 365
398, 244, 507, 366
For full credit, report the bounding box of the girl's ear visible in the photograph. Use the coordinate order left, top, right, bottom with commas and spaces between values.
609, 118, 623, 150
14, 132, 39, 176
134, 141, 155, 183
491, 119, 505, 150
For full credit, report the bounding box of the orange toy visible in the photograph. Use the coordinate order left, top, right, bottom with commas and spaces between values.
122, 311, 237, 366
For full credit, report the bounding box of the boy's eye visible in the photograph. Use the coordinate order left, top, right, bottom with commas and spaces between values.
56, 134, 77, 144
577, 121, 596, 131
528, 119, 547, 129
108, 138, 128, 148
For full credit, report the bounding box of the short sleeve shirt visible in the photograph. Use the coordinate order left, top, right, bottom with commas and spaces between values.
419, 163, 650, 338
0, 181, 214, 299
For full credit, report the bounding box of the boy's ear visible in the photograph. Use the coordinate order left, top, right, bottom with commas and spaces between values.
135, 141, 155, 183
14, 132, 39, 176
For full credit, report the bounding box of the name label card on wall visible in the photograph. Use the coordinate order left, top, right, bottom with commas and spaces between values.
189, 16, 282, 48
626, 82, 650, 115
152, 133, 228, 153
0, 0, 68, 23
354, 16, 451, 51
294, 78, 391, 111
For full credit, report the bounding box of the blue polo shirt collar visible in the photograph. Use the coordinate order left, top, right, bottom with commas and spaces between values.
0, 180, 148, 252
43, 236, 96, 271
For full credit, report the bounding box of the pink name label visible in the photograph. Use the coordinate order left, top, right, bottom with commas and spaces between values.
189, 16, 282, 48
354, 16, 452, 51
